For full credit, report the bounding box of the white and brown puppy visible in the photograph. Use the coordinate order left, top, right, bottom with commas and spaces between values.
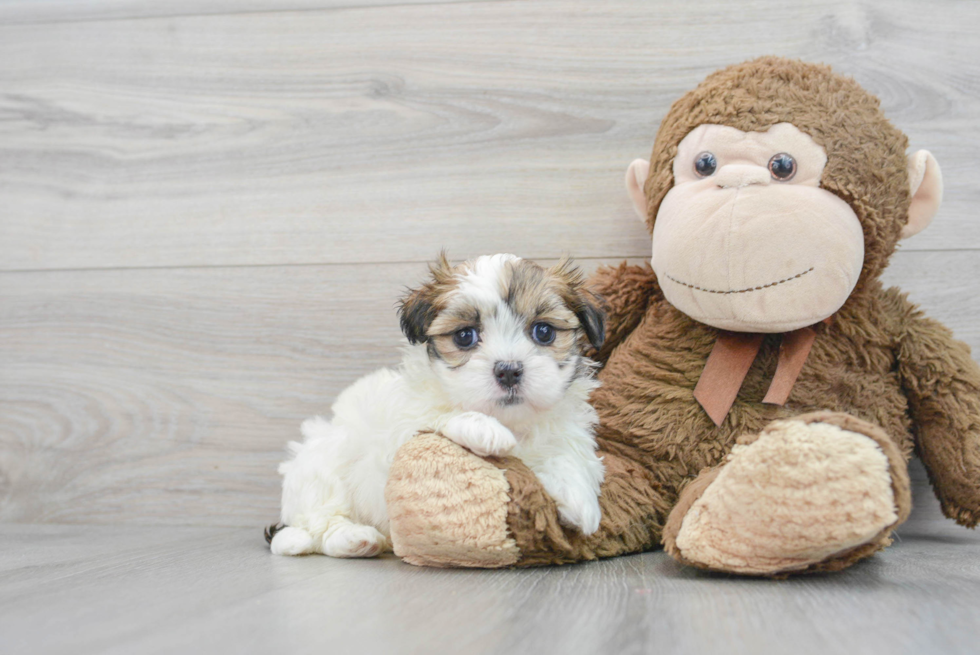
269, 253, 607, 558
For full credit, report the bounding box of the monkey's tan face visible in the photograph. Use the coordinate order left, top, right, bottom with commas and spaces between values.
652, 123, 864, 332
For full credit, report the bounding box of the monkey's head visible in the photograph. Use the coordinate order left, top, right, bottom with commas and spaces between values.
626, 57, 943, 333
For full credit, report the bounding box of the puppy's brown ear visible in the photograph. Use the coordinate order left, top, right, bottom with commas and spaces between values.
398, 287, 436, 345
551, 257, 607, 351
397, 253, 455, 345
574, 288, 606, 351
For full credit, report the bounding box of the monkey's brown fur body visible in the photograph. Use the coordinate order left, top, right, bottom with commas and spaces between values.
384, 58, 980, 575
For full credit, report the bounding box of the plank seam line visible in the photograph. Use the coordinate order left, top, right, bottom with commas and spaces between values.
0, 256, 646, 276
0, 0, 508, 27
0, 248, 973, 276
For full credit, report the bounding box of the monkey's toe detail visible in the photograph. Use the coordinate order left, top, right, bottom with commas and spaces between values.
664, 412, 910, 576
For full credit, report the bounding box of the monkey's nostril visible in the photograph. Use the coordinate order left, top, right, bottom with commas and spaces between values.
493, 361, 524, 389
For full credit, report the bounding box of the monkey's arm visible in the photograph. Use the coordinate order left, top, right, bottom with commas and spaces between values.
586, 261, 660, 365
898, 302, 980, 528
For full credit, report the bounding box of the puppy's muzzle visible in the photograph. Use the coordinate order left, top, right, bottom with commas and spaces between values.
493, 361, 523, 389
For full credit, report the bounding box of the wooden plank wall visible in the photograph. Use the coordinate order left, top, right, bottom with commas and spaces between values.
1, 0, 979, 526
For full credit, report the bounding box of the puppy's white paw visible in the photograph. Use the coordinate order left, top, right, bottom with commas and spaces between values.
538, 477, 602, 535
323, 524, 388, 558
270, 526, 316, 556
557, 495, 602, 536
443, 411, 517, 457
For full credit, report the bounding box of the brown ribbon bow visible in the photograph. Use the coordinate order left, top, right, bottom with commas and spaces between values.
693, 323, 824, 426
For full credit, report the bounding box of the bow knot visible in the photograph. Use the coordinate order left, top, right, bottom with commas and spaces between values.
693, 325, 822, 426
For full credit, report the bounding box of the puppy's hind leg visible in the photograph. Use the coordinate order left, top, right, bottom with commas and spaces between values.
270, 516, 388, 558
270, 526, 317, 556
322, 518, 389, 558
277, 417, 389, 558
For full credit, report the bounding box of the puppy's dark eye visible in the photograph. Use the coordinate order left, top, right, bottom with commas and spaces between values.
531, 323, 556, 345
694, 152, 717, 177
452, 327, 478, 349
768, 153, 796, 181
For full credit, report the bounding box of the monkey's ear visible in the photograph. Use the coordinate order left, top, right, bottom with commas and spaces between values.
902, 150, 943, 239
625, 159, 650, 222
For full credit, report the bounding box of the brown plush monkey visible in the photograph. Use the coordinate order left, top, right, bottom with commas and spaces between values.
384, 57, 980, 576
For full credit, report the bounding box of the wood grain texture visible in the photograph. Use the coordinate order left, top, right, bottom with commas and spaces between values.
1, 0, 980, 541
1, 515, 979, 655
2, 3, 980, 647
0, 252, 977, 526
0, 0, 493, 25
1, 0, 979, 272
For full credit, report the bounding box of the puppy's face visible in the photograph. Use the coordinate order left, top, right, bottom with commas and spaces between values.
399, 254, 605, 420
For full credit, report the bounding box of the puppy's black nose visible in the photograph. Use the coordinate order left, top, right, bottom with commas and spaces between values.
494, 361, 523, 389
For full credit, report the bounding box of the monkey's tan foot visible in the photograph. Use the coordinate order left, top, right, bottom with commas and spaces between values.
385, 432, 521, 568
663, 412, 911, 576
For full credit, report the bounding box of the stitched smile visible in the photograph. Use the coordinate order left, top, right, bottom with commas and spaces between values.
664, 267, 815, 295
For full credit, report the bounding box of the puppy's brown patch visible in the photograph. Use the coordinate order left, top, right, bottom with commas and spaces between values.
398, 252, 458, 345
550, 258, 606, 351
503, 259, 582, 364
400, 254, 606, 374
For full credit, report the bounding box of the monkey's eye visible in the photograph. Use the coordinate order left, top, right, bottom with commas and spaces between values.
452, 327, 479, 349
694, 152, 717, 177
531, 323, 556, 345
768, 153, 797, 181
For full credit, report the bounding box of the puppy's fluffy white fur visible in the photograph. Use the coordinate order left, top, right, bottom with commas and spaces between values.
271, 254, 605, 558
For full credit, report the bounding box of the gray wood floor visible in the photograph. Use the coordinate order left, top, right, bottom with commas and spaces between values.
3, 478, 979, 655
3, 0, 980, 652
